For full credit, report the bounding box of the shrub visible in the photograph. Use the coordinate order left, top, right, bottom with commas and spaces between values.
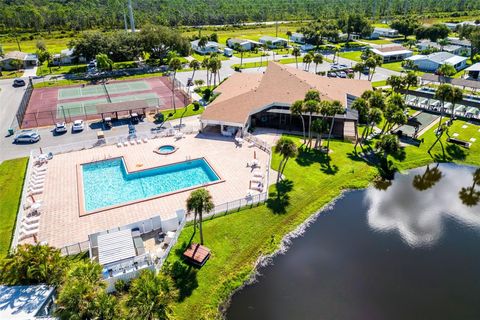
114, 279, 129, 293
192, 101, 201, 111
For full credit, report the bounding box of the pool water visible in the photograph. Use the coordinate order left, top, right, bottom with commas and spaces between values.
158, 145, 175, 153
82, 158, 219, 212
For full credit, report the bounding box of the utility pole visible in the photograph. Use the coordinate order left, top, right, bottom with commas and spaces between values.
123, 11, 128, 31
128, 0, 135, 32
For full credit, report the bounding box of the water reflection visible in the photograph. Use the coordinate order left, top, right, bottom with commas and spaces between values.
366, 164, 480, 247
459, 168, 480, 207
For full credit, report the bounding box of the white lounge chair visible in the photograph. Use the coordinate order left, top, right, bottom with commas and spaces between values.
30, 176, 45, 183
142, 137, 149, 143
129, 139, 135, 145
23, 215, 40, 224
32, 172, 47, 179
19, 229, 38, 240
247, 159, 260, 168
174, 131, 184, 140
21, 221, 39, 231
251, 176, 263, 184
252, 170, 264, 178
123, 140, 129, 147
251, 185, 264, 192
33, 166, 47, 173
117, 142, 123, 147
23, 199, 43, 210
136, 138, 142, 144
29, 182, 44, 190
28, 188, 44, 195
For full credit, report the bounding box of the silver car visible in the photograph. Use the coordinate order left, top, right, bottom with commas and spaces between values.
72, 120, 85, 132
14, 130, 41, 143
55, 122, 68, 133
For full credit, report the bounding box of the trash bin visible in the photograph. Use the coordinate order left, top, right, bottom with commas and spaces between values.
7, 128, 14, 136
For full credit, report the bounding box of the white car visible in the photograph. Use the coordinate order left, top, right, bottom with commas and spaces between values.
72, 120, 85, 132
55, 122, 68, 133
14, 130, 41, 143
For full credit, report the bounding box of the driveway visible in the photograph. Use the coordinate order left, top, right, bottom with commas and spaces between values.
22, 67, 38, 78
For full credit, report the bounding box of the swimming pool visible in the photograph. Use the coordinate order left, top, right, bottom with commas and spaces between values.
81, 158, 220, 212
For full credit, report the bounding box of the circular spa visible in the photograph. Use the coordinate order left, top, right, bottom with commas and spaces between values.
156, 145, 177, 155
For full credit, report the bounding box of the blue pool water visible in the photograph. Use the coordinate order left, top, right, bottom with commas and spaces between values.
82, 158, 220, 211
158, 145, 175, 153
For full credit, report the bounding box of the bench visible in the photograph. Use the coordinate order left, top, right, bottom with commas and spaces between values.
447, 137, 471, 148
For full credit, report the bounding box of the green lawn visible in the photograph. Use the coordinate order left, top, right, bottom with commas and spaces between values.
358, 38, 393, 45
167, 137, 379, 318
190, 53, 229, 62
33, 78, 89, 88
372, 80, 387, 88
395, 119, 480, 170
0, 70, 22, 80
233, 51, 268, 59
0, 158, 28, 259
231, 57, 304, 69
1, 37, 72, 54
166, 118, 480, 319
159, 104, 204, 121
338, 51, 363, 62
380, 61, 405, 72
36, 62, 87, 76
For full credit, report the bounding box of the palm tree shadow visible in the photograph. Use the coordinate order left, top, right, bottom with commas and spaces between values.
166, 258, 199, 302
267, 179, 294, 214
446, 143, 467, 161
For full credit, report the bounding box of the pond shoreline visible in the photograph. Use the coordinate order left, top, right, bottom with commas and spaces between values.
218, 190, 348, 318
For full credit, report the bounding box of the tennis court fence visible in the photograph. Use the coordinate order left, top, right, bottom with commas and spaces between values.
15, 80, 34, 130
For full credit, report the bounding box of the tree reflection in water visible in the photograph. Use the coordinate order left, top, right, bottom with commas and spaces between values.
459, 168, 480, 207
412, 163, 442, 191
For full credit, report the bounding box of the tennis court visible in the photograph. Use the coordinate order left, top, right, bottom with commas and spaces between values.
397, 112, 439, 137
58, 80, 151, 100
56, 93, 162, 117
22, 77, 190, 128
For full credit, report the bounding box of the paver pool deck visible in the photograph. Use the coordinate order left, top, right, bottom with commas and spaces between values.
32, 134, 272, 248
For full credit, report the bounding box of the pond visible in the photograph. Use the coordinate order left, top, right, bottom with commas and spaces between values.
227, 164, 480, 320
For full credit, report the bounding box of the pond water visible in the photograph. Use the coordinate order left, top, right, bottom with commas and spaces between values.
227, 164, 480, 320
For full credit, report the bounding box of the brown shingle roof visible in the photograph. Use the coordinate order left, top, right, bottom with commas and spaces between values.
201, 62, 372, 125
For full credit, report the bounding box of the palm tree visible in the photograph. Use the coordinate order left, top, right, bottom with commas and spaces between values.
208, 57, 221, 86
234, 44, 245, 67
386, 75, 405, 93
56, 261, 112, 319
366, 55, 383, 81
189, 59, 200, 83
198, 36, 208, 52
292, 47, 301, 69
311, 118, 327, 149
437, 63, 456, 82
446, 86, 463, 121
169, 57, 183, 112
332, 47, 339, 64
303, 53, 312, 71
375, 134, 400, 160
404, 71, 418, 92
186, 188, 214, 245
353, 62, 365, 79
0, 244, 67, 286
201, 57, 210, 86
286, 30, 292, 46
438, 38, 450, 51
274, 137, 298, 183
313, 53, 323, 74
434, 84, 453, 129
290, 100, 306, 144
303, 89, 321, 149
125, 269, 179, 320
325, 100, 344, 152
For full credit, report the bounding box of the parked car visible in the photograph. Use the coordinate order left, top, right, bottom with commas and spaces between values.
339, 64, 349, 69
13, 130, 40, 143
72, 120, 85, 132
337, 71, 347, 78
12, 79, 26, 87
54, 122, 68, 133
327, 72, 338, 77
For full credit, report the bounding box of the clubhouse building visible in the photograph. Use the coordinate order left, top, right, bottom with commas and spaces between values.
200, 62, 372, 140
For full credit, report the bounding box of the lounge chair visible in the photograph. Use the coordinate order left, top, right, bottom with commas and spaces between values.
29, 182, 44, 189
129, 139, 135, 145
19, 229, 38, 240
28, 188, 44, 196
123, 140, 129, 147
252, 170, 264, 178
117, 142, 123, 147
142, 137, 149, 143
174, 131, 184, 140
23, 199, 43, 210
32, 172, 47, 179
23, 215, 40, 224
33, 166, 47, 173
136, 138, 142, 144
251, 184, 264, 192
30, 175, 45, 183
21, 221, 39, 231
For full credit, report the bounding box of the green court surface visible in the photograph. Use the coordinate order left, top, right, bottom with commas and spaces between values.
58, 80, 151, 100
56, 93, 161, 118
397, 112, 439, 137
